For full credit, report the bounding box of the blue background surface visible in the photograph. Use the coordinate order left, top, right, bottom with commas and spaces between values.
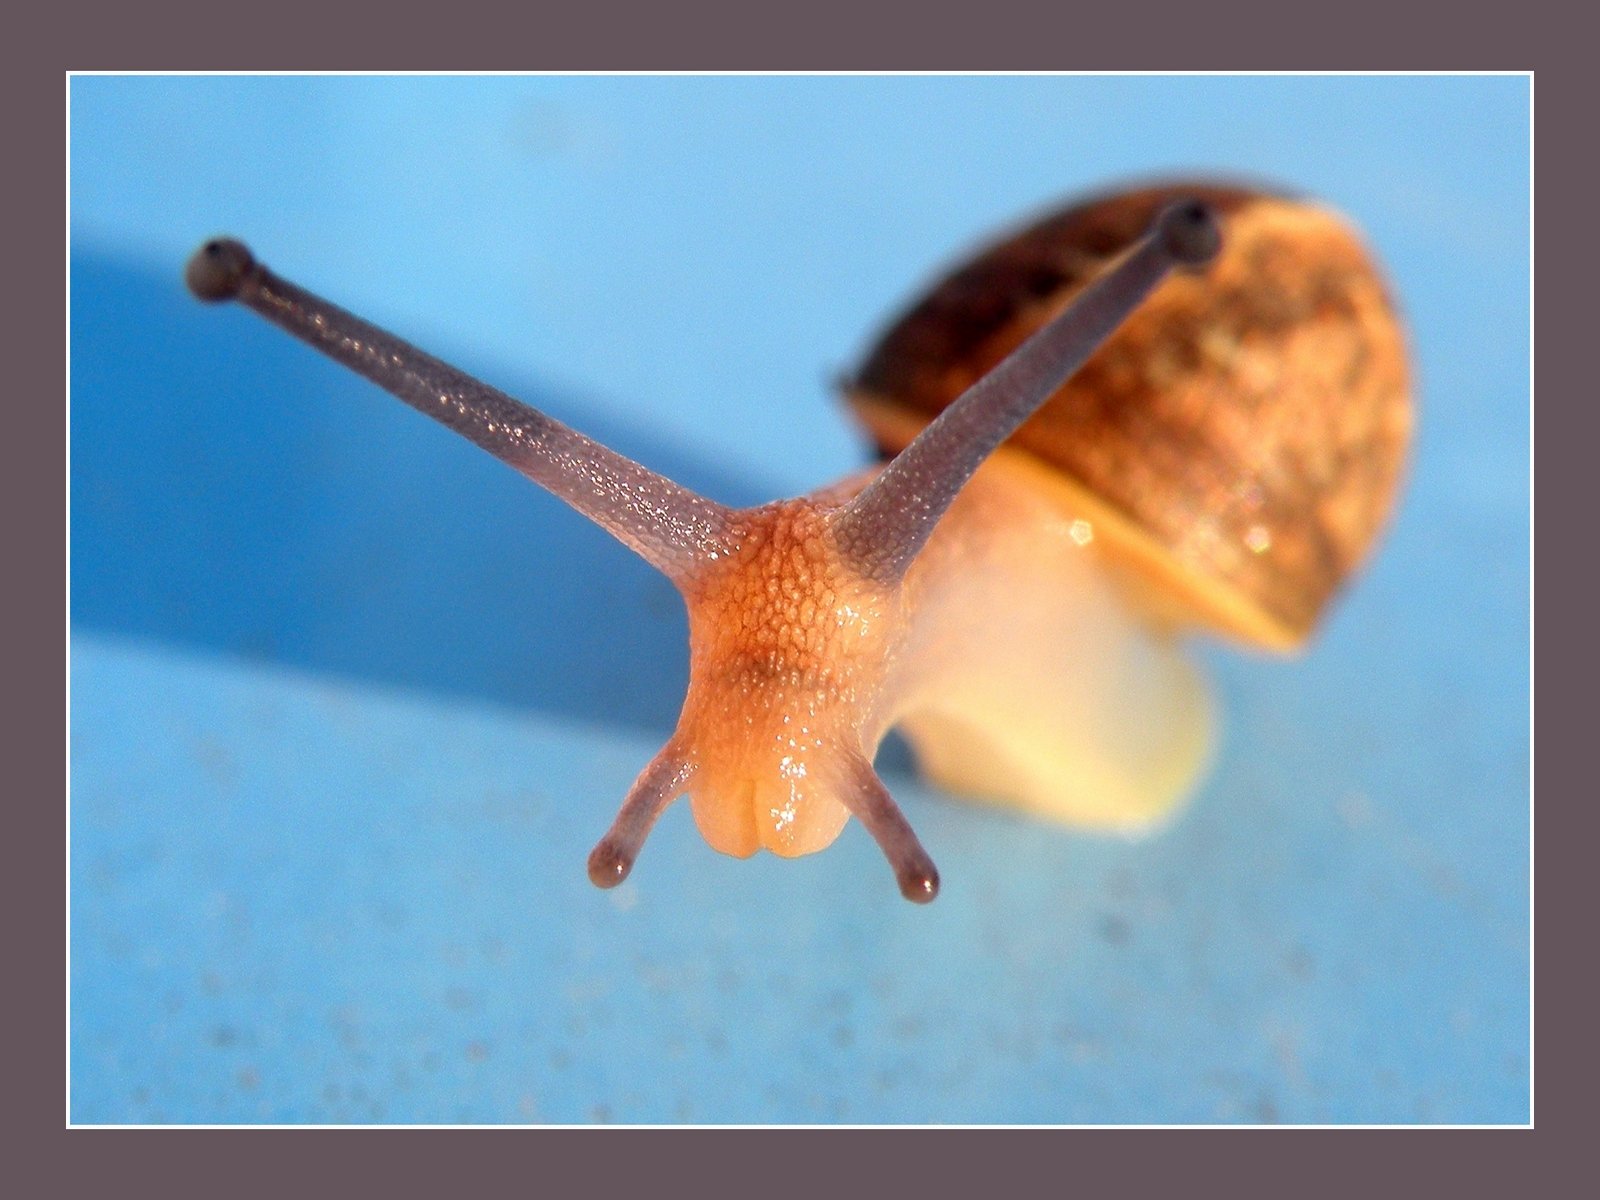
70, 75, 1530, 1124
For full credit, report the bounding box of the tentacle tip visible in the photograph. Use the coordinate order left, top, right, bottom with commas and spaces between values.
897, 862, 940, 904
1155, 200, 1222, 267
586, 839, 635, 890
185, 237, 256, 302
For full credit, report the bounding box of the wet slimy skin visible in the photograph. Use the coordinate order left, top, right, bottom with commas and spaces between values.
678, 497, 901, 859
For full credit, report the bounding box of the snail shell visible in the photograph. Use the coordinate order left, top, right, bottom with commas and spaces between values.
848, 182, 1413, 651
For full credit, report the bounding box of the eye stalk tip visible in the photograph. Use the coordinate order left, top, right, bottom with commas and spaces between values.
185, 237, 256, 302
1156, 200, 1222, 267
898, 863, 940, 904
586, 839, 635, 889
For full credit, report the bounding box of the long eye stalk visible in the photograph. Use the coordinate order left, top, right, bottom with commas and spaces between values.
833, 201, 1221, 583
185, 239, 733, 582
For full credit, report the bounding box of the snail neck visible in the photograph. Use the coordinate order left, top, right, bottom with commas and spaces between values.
889, 451, 1217, 831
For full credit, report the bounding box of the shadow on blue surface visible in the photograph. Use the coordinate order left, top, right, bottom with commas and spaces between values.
72, 250, 789, 734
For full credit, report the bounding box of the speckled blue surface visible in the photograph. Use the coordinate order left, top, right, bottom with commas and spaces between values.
70, 75, 1530, 1124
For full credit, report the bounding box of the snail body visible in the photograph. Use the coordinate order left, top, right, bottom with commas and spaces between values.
185, 182, 1409, 902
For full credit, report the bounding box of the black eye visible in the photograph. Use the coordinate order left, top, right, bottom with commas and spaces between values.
1158, 201, 1222, 266
184, 237, 255, 302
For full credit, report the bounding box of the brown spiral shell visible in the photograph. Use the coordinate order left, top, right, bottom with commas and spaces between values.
846, 182, 1413, 650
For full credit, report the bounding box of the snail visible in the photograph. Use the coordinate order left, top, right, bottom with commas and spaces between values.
185, 181, 1410, 903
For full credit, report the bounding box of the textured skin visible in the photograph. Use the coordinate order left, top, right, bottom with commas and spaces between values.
188, 242, 733, 581
675, 496, 906, 858
849, 183, 1413, 648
